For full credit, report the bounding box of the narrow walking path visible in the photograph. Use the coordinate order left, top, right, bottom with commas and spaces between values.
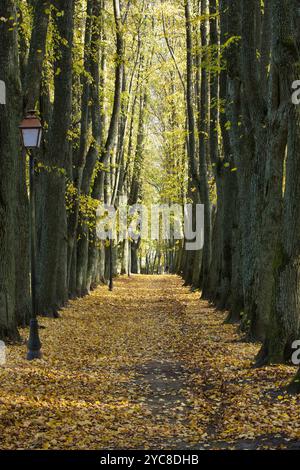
1, 275, 300, 449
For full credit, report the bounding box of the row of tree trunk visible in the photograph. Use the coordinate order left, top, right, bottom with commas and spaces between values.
175, 0, 300, 392
0, 0, 149, 339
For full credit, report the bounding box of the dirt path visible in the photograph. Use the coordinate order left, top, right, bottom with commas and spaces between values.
1, 275, 300, 449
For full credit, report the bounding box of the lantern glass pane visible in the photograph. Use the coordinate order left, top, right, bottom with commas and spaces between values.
22, 129, 39, 148
37, 129, 42, 148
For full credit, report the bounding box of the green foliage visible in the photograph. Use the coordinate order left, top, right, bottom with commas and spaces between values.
66, 182, 100, 235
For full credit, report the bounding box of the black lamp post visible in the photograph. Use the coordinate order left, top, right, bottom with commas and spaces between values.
109, 239, 113, 291
19, 110, 43, 360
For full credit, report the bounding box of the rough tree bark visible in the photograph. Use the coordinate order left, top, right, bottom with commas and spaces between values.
197, 0, 212, 296
37, 0, 74, 316
183, 0, 199, 286
258, 0, 300, 367
0, 0, 22, 340
88, 0, 124, 284
16, 1, 51, 326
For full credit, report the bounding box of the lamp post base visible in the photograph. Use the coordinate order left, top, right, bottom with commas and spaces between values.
27, 349, 42, 361
27, 319, 42, 361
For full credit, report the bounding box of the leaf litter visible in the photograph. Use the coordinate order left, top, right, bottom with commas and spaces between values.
0, 275, 300, 450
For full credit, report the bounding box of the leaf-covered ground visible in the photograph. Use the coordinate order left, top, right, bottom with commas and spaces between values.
1, 275, 300, 450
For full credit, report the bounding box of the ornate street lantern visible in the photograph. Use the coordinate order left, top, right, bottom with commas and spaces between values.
19, 110, 42, 149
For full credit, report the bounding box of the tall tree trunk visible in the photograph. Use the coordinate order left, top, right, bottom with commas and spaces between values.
88, 0, 124, 285
128, 90, 147, 273
183, 0, 199, 286
258, 0, 300, 366
24, 0, 51, 110
16, 0, 51, 325
37, 0, 74, 316
68, 0, 94, 297
217, 0, 241, 315
0, 0, 22, 340
198, 0, 212, 296
76, 0, 105, 295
